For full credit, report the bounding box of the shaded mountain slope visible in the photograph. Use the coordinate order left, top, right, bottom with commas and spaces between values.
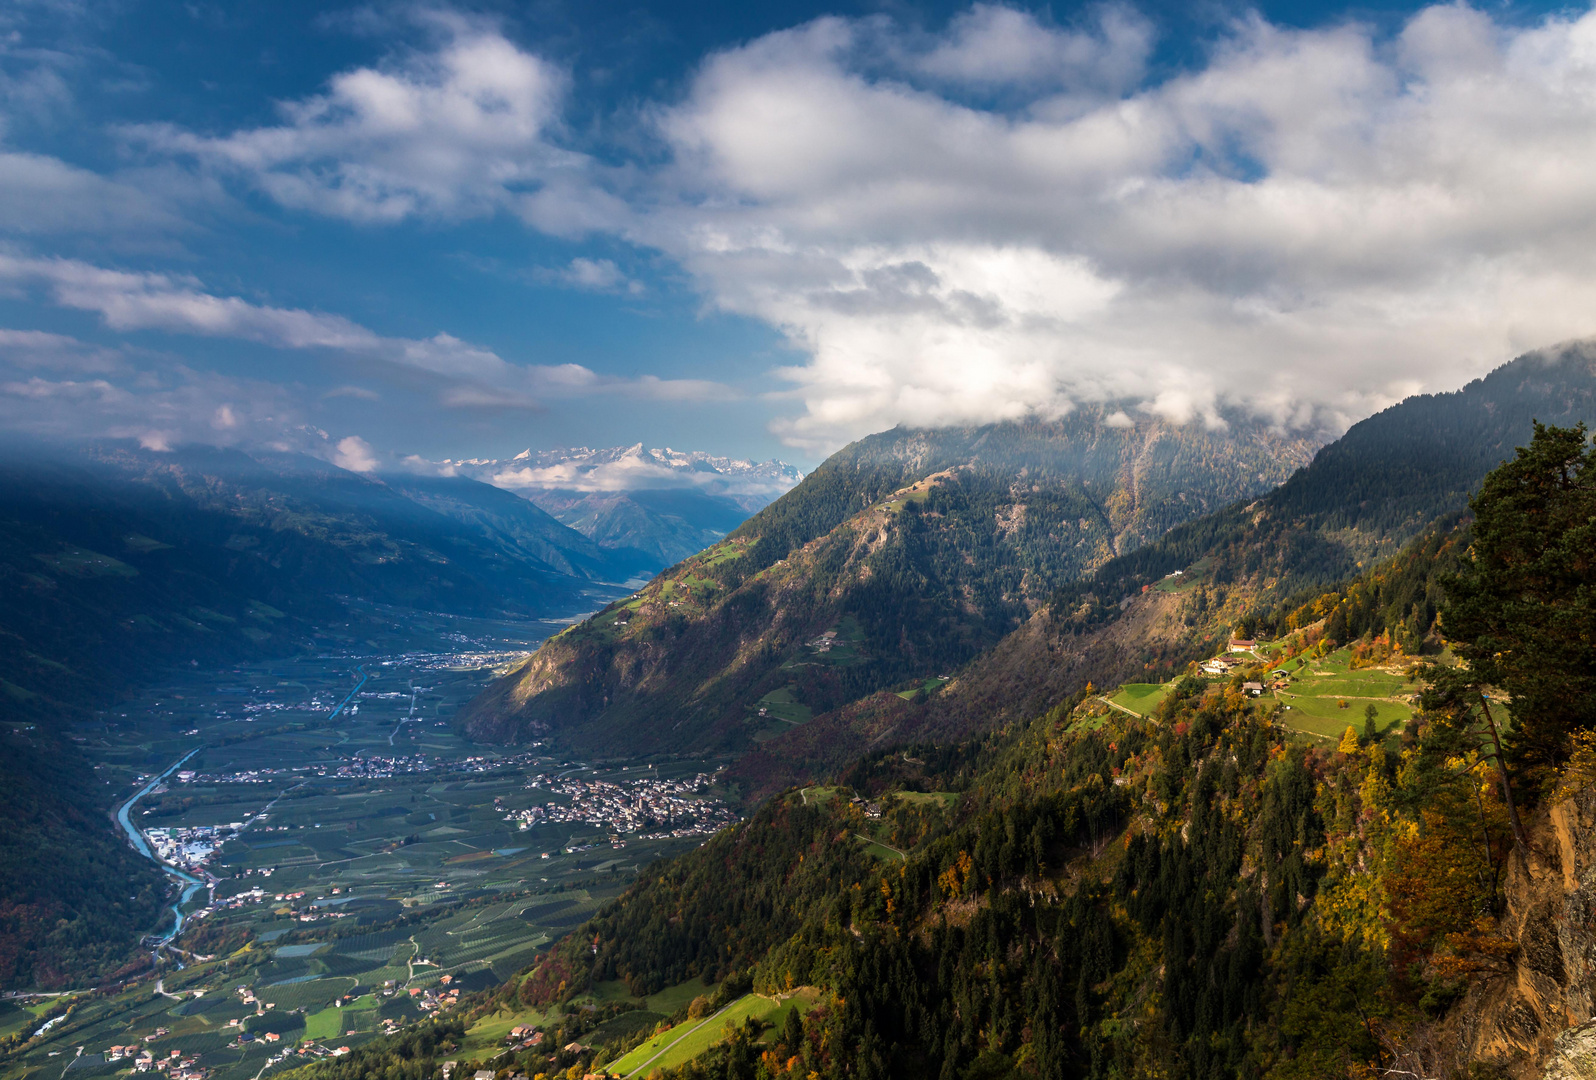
0, 443, 634, 723
0, 442, 632, 991
526, 487, 755, 570
461, 409, 1322, 753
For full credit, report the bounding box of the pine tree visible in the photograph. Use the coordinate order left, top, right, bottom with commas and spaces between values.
1443, 422, 1596, 775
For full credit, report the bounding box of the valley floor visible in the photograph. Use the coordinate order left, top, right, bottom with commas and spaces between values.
0, 606, 739, 1080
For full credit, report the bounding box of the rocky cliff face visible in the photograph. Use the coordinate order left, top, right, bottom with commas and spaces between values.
1421, 787, 1596, 1078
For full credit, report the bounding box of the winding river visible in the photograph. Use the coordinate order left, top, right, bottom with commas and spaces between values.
116, 748, 208, 945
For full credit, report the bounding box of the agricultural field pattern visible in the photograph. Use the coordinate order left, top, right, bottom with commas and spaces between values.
0, 604, 739, 1080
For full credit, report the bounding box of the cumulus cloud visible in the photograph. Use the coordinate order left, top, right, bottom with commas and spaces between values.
333, 434, 379, 472
914, 3, 1153, 95
0, 253, 735, 407
127, 13, 626, 234
629, 2, 1596, 448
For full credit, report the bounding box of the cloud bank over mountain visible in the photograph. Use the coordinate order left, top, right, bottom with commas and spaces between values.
645, 3, 1596, 447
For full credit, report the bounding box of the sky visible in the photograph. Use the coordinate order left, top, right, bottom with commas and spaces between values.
1, 0, 1593, 472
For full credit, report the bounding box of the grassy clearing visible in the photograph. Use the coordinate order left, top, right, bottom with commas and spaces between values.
895, 676, 950, 700
303, 1007, 343, 1042
35, 546, 139, 578
1277, 696, 1410, 743
893, 791, 959, 809
1270, 645, 1415, 742
881, 487, 933, 514
610, 994, 804, 1076
1108, 682, 1170, 716
754, 687, 813, 724
856, 836, 906, 863
644, 980, 705, 1017
700, 543, 747, 568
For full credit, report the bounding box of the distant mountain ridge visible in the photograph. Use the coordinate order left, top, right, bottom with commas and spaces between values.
447, 443, 802, 500
433, 443, 804, 568
460, 407, 1324, 755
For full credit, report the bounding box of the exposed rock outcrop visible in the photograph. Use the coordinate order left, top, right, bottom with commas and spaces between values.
1428, 787, 1596, 1077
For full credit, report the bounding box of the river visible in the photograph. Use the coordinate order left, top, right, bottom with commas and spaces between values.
115, 748, 208, 945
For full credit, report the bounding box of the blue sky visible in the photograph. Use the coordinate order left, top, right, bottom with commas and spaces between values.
1, 0, 1592, 472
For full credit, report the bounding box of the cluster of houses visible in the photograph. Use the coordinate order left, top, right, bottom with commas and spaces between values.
111, 1045, 205, 1078
326, 752, 441, 779
505, 771, 737, 840
171, 766, 290, 784
807, 630, 839, 654
1196, 640, 1292, 697
410, 975, 461, 1016
505, 1025, 546, 1051
145, 825, 239, 872
289, 1043, 352, 1059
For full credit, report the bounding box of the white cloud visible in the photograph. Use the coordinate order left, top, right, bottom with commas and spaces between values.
333, 434, 379, 472
37, 3, 1596, 454
545, 256, 644, 294
128, 14, 627, 234
0, 253, 736, 407
0, 327, 124, 372
324, 384, 381, 401
915, 4, 1153, 95
0, 366, 297, 450
633, 2, 1596, 448
0, 150, 187, 236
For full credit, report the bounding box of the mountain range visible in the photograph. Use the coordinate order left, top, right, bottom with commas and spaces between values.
0, 442, 653, 725
462, 344, 1596, 798
459, 407, 1327, 756
431, 444, 803, 568
6, 341, 1596, 1072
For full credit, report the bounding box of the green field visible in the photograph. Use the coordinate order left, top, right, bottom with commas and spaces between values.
1108, 683, 1170, 716
454, 977, 708, 1067
303, 1006, 344, 1042
1084, 645, 1417, 746
753, 686, 814, 724
893, 791, 959, 810
1272, 645, 1415, 743
856, 833, 906, 862
609, 992, 815, 1077
896, 676, 950, 700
